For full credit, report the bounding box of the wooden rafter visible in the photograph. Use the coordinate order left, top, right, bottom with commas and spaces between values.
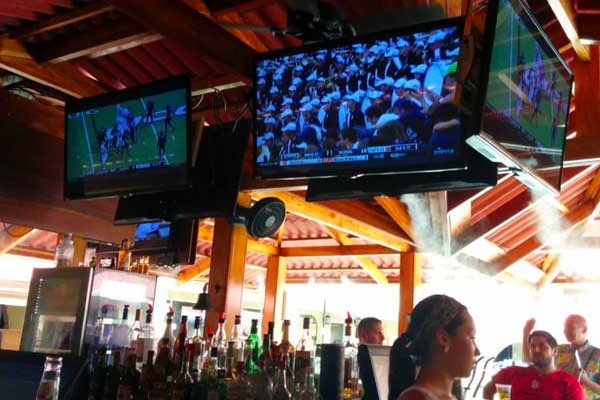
536, 254, 561, 289
107, 0, 253, 82
0, 37, 103, 98
250, 191, 411, 252
547, 0, 590, 60
10, 4, 114, 39
0, 225, 37, 255
197, 223, 278, 255
323, 226, 388, 284
374, 195, 415, 241
205, 0, 278, 17
27, 20, 163, 63
280, 244, 399, 258
177, 257, 211, 283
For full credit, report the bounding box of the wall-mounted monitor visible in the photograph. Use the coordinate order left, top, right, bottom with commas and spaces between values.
466, 0, 573, 195
64, 76, 191, 199
253, 17, 472, 180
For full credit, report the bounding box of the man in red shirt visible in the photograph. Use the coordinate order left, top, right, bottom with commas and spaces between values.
483, 330, 583, 400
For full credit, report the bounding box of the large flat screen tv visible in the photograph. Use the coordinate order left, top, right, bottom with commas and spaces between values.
64, 76, 191, 199
253, 17, 470, 180
466, 0, 573, 195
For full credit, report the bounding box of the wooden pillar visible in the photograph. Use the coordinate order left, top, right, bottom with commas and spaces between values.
399, 251, 419, 335
262, 255, 287, 338
204, 217, 248, 336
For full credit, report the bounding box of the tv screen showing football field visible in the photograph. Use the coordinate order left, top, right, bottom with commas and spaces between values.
64, 77, 190, 199
482, 0, 573, 191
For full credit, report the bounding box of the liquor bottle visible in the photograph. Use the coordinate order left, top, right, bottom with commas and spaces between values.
248, 319, 261, 364
225, 341, 236, 381
35, 355, 62, 400
158, 309, 175, 357
103, 350, 122, 400
343, 312, 358, 399
258, 333, 275, 377
298, 373, 324, 400
129, 308, 142, 350
91, 348, 107, 400
112, 305, 131, 349
173, 315, 188, 367
278, 319, 295, 375
244, 337, 259, 375
215, 313, 227, 371
139, 350, 157, 399
171, 348, 193, 400
55, 233, 74, 268
137, 306, 155, 363
116, 353, 140, 400
231, 315, 243, 363
273, 353, 292, 400
191, 316, 204, 375
295, 317, 314, 389
117, 238, 132, 271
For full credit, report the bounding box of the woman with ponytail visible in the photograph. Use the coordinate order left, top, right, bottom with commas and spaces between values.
388, 294, 480, 400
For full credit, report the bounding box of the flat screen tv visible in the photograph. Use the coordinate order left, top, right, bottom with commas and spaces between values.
95, 218, 198, 265
64, 76, 191, 199
466, 0, 573, 195
253, 17, 471, 180
113, 119, 250, 223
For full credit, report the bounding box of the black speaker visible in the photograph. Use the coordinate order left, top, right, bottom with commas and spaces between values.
234, 197, 286, 238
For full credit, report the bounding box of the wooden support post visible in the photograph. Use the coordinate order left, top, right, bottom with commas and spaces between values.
262, 255, 287, 338
204, 218, 248, 336
399, 251, 418, 335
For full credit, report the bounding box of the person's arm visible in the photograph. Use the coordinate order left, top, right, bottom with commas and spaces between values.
580, 370, 600, 395
482, 380, 496, 400
522, 318, 536, 363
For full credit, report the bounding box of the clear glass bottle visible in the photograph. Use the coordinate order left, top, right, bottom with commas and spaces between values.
55, 233, 74, 268
273, 353, 292, 400
158, 310, 175, 357
215, 313, 227, 371
192, 316, 204, 375
129, 308, 142, 349
231, 315, 243, 363
112, 305, 131, 349
173, 315, 188, 367
137, 307, 155, 363
298, 372, 324, 400
295, 317, 315, 390
36, 355, 62, 400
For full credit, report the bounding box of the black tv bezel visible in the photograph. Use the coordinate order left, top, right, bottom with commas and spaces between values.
475, 0, 574, 194
252, 16, 468, 180
64, 75, 192, 200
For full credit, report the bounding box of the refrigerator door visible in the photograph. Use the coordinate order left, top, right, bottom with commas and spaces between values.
20, 268, 93, 355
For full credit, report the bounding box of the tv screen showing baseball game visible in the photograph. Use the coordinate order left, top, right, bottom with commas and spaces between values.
481, 0, 573, 192
64, 76, 191, 199
253, 17, 466, 179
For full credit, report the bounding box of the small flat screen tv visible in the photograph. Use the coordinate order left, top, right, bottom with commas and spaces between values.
466, 0, 573, 195
95, 218, 198, 265
64, 76, 191, 199
253, 17, 469, 180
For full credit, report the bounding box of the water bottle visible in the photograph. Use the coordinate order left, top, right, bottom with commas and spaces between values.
35, 355, 62, 400
55, 233, 74, 268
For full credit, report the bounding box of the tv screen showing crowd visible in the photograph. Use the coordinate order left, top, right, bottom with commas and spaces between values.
254, 21, 464, 177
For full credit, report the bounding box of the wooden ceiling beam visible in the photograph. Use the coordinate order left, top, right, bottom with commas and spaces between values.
547, 0, 590, 61
374, 196, 415, 240
27, 20, 163, 64
280, 244, 399, 258
107, 0, 253, 83
205, 0, 278, 17
10, 4, 114, 39
0, 37, 103, 98
0, 225, 38, 255
177, 257, 212, 283
251, 191, 412, 252
536, 254, 561, 289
